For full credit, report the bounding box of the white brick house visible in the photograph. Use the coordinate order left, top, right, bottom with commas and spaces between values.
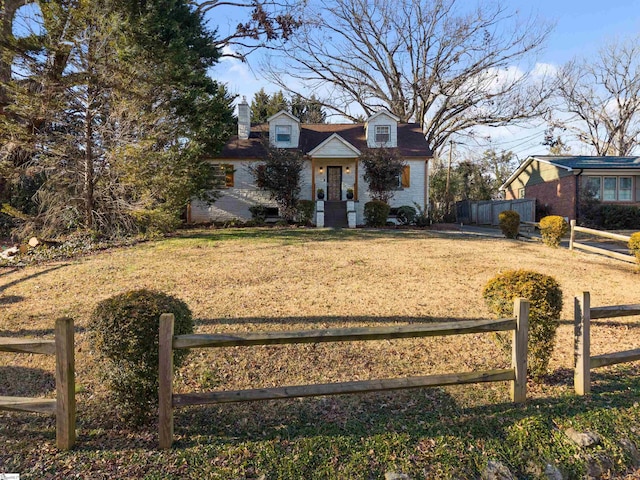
189, 98, 433, 227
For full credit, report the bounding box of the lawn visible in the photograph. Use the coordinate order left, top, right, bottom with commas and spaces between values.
1, 227, 639, 479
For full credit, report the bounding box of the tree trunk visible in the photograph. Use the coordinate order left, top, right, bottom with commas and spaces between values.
83, 27, 95, 229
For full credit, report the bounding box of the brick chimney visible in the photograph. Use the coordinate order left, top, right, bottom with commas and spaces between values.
237, 96, 250, 140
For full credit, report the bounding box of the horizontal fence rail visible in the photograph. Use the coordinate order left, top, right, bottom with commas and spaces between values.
569, 220, 634, 263
574, 292, 640, 395
172, 319, 517, 349
0, 318, 76, 450
159, 300, 530, 448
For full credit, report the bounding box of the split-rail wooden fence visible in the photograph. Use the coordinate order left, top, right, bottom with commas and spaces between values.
0, 318, 75, 450
569, 220, 635, 263
158, 299, 530, 448
574, 293, 640, 395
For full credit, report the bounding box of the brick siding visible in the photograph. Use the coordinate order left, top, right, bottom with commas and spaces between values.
507, 175, 577, 220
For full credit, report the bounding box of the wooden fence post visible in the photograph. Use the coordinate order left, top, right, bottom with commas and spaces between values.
55, 318, 75, 450
159, 313, 175, 449
511, 298, 529, 403
574, 292, 591, 395
569, 219, 576, 250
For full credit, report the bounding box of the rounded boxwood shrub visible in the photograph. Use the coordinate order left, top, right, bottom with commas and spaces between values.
396, 205, 417, 225
482, 270, 563, 379
364, 200, 390, 227
498, 210, 520, 239
630, 232, 640, 267
539, 215, 568, 248
89, 289, 193, 423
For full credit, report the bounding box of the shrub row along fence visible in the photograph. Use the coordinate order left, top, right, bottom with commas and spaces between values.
0, 318, 75, 450
569, 220, 635, 264
158, 300, 530, 448
574, 292, 640, 395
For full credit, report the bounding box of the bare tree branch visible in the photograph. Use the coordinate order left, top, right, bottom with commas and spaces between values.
195, 0, 302, 61
262, 0, 553, 154
553, 37, 640, 155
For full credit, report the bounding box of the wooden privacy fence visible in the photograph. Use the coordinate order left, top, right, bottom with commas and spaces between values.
456, 199, 535, 225
569, 220, 635, 263
158, 299, 529, 448
0, 318, 75, 450
574, 292, 640, 395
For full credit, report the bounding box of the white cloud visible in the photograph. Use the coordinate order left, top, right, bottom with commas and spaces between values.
532, 62, 558, 78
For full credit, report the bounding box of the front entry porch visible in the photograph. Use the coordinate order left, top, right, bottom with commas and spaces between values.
323, 201, 348, 228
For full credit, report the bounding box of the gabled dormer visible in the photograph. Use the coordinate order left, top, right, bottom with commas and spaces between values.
365, 109, 400, 148
268, 110, 301, 148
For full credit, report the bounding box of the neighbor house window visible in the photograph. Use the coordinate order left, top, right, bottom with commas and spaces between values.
518, 188, 525, 199
275, 125, 291, 143
584, 175, 633, 201
584, 176, 602, 200
375, 125, 390, 144
212, 164, 234, 188
619, 177, 633, 201
603, 177, 617, 201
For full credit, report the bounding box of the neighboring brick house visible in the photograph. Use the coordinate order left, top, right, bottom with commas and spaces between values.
189, 97, 433, 227
500, 155, 640, 221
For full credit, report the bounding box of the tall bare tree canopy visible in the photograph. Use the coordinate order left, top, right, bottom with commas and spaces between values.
263, 0, 553, 153
552, 36, 640, 156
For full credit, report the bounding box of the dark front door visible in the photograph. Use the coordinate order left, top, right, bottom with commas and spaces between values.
327, 166, 342, 201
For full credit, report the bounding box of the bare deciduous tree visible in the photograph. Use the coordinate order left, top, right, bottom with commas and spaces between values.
263, 0, 553, 153
196, 0, 302, 60
553, 36, 640, 156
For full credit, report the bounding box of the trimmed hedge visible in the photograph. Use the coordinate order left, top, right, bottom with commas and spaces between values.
630, 232, 640, 267
396, 205, 417, 225
498, 210, 520, 239
483, 270, 563, 379
89, 289, 193, 424
539, 215, 568, 248
600, 205, 640, 230
364, 200, 391, 227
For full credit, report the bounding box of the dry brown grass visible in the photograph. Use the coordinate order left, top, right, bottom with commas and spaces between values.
1, 227, 638, 409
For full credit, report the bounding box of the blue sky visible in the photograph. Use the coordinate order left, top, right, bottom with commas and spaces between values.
210, 1, 640, 158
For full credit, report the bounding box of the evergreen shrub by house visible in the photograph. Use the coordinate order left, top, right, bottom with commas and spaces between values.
483, 270, 563, 378
297, 200, 315, 226
630, 232, 640, 267
396, 205, 417, 225
364, 200, 390, 227
601, 204, 640, 229
89, 289, 193, 424
248, 205, 268, 225
539, 215, 568, 248
498, 210, 520, 239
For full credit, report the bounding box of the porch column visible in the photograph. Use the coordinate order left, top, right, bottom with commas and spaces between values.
347, 200, 356, 228
311, 157, 316, 200
354, 161, 359, 201
316, 200, 324, 227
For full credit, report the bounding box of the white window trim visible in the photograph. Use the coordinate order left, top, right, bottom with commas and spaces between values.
618, 176, 633, 201
275, 125, 292, 143
375, 125, 390, 144
585, 175, 634, 202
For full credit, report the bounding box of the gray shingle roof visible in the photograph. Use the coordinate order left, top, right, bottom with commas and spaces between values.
219, 123, 432, 159
532, 155, 640, 169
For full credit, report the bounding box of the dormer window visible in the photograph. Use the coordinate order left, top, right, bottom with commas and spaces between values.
375, 125, 390, 144
276, 125, 292, 143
